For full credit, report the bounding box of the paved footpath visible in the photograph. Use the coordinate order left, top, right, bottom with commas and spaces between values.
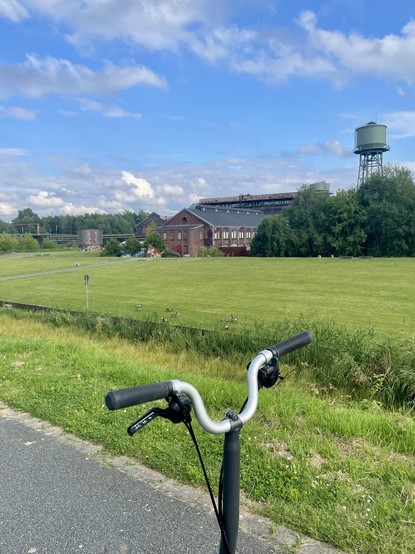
0, 404, 344, 554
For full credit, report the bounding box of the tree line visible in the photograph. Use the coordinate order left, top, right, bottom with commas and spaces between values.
251, 166, 415, 257
0, 208, 148, 235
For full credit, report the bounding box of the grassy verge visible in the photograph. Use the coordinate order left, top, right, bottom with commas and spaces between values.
5, 307, 415, 408
1, 313, 414, 554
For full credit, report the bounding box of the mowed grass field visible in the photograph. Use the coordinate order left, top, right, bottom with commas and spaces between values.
1, 251, 414, 337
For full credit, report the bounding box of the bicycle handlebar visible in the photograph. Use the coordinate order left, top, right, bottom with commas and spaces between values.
105, 381, 174, 410
105, 331, 312, 434
268, 331, 312, 358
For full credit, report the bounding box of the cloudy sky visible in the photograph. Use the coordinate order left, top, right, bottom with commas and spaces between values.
1, 0, 415, 220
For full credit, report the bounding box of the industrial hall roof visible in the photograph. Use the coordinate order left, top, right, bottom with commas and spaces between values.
157, 223, 203, 231
185, 204, 266, 228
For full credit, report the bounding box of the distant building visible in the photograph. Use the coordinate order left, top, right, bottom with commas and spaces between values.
199, 192, 298, 215
157, 204, 266, 257
135, 212, 167, 242
199, 184, 330, 214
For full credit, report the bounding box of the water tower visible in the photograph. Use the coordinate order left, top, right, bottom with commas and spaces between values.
354, 122, 389, 186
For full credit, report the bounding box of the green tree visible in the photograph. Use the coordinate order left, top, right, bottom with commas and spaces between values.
327, 189, 367, 256
19, 234, 39, 251
41, 238, 58, 250
251, 215, 293, 257
0, 232, 19, 252
143, 221, 165, 252
13, 208, 40, 225
283, 186, 330, 256
123, 236, 143, 255
101, 238, 122, 257
357, 165, 415, 256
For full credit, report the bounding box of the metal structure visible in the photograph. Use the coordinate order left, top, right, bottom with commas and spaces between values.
77, 229, 103, 250
354, 122, 389, 186
199, 192, 298, 215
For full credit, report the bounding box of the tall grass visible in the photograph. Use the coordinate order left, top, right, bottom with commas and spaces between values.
3, 306, 415, 408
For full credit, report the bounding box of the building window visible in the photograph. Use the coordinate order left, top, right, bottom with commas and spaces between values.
214, 231, 219, 240
182, 216, 187, 223
183, 231, 187, 240
239, 231, 244, 239
178, 232, 182, 240
199, 231, 203, 240
163, 232, 167, 240
223, 230, 229, 239
231, 230, 237, 239
246, 231, 251, 239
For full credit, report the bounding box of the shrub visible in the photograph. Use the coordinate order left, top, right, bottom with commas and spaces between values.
197, 246, 225, 257
162, 248, 180, 257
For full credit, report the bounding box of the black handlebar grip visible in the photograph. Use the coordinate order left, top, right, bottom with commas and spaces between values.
105, 381, 174, 410
268, 331, 312, 358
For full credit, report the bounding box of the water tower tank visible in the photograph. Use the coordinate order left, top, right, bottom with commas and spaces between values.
78, 229, 103, 250
354, 122, 389, 186
309, 181, 330, 194
354, 122, 389, 153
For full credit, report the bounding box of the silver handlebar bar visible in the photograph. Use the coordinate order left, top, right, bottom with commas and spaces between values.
169, 348, 272, 435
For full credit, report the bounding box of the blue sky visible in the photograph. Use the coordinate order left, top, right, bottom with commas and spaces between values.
1, 0, 415, 219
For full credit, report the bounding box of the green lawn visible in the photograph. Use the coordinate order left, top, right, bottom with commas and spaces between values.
1, 254, 414, 337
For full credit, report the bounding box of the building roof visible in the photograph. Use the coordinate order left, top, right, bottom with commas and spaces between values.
186, 204, 266, 228
158, 223, 203, 231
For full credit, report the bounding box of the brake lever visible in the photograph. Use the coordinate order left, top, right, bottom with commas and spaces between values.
128, 407, 165, 436
127, 393, 193, 436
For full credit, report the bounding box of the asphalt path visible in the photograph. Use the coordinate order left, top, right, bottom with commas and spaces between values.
0, 257, 146, 282
0, 412, 279, 554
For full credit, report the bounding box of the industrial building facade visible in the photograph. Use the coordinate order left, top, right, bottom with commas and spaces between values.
154, 204, 266, 257
134, 184, 330, 257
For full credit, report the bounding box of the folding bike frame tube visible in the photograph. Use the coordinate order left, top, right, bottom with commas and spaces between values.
219, 428, 241, 554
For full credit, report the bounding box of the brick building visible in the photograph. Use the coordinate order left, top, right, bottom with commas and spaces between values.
157, 204, 266, 257
135, 212, 166, 242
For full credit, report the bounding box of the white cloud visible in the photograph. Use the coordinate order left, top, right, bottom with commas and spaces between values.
384, 111, 415, 139
71, 163, 92, 176
0, 54, 167, 100
120, 171, 156, 201
298, 140, 351, 157
0, 105, 36, 120
0, 0, 28, 22
4, 4, 415, 90
0, 147, 26, 156
0, 202, 15, 216
16, 0, 211, 52
0, 145, 363, 220
76, 99, 142, 120
161, 184, 185, 195
26, 190, 65, 207
297, 10, 415, 85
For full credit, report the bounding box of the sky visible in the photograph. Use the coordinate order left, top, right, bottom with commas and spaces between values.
1, 0, 415, 220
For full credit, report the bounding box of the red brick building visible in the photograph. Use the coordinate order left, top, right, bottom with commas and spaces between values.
157, 204, 266, 257
135, 212, 166, 242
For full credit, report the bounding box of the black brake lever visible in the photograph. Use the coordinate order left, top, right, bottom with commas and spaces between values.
128, 407, 166, 436
127, 393, 193, 436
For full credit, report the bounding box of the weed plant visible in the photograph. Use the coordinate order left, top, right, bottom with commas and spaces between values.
3, 306, 415, 408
